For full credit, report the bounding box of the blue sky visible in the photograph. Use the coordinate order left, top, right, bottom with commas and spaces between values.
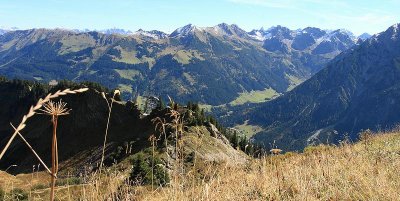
0, 0, 399, 35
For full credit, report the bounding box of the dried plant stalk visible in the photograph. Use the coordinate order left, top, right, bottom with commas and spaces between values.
10, 123, 53, 176
0, 88, 87, 201
0, 88, 88, 160
148, 134, 157, 191
99, 90, 120, 173
40, 100, 70, 201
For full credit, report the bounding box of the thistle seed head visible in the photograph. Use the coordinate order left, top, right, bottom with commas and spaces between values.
39, 100, 70, 116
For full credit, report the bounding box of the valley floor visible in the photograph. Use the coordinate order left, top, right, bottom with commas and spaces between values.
1, 131, 400, 200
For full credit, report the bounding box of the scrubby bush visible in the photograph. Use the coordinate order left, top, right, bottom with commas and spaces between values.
10, 188, 28, 200
129, 151, 169, 186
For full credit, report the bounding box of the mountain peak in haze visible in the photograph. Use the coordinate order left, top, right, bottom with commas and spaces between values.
358, 33, 372, 41
99, 28, 133, 35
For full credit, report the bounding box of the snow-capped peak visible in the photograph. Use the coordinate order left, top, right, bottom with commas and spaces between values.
134, 29, 168, 39
212, 23, 246, 37
170, 24, 201, 37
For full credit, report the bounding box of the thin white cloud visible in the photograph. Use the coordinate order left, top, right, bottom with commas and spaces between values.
227, 0, 398, 34
227, 0, 349, 9
299, 10, 397, 34
227, 0, 295, 9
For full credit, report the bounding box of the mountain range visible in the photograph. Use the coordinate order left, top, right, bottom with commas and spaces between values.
0, 24, 369, 105
5, 22, 399, 153
221, 23, 400, 150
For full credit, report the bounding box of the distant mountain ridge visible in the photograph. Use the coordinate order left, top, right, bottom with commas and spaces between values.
0, 24, 371, 40
0, 23, 364, 105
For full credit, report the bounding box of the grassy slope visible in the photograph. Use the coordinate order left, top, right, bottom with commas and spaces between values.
145, 131, 400, 200
229, 88, 280, 106
233, 120, 264, 137
1, 131, 399, 200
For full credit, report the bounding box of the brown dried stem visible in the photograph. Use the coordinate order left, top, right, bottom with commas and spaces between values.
0, 88, 88, 160
39, 100, 70, 201
10, 123, 53, 177
99, 90, 120, 173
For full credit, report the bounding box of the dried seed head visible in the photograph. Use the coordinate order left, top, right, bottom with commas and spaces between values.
101, 92, 107, 100
114, 90, 120, 96
148, 134, 157, 142
270, 148, 282, 155
39, 100, 70, 116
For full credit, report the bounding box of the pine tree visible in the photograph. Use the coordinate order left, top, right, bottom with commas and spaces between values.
156, 97, 166, 110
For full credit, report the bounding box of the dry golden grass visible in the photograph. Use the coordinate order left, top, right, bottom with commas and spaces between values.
1, 131, 399, 200
137, 132, 400, 201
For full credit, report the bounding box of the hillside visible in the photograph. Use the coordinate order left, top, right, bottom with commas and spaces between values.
0, 24, 359, 105
0, 78, 149, 173
221, 23, 400, 151
0, 78, 248, 175
1, 128, 399, 200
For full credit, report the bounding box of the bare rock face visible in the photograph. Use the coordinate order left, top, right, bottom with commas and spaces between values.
207, 122, 219, 138
206, 122, 231, 145
181, 126, 248, 165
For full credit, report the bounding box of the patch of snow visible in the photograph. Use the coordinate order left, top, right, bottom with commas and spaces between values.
338, 29, 355, 38
176, 24, 195, 34
170, 24, 203, 37
249, 30, 266, 41
392, 23, 399, 31
392, 23, 399, 40
213, 26, 221, 34
134, 29, 167, 39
